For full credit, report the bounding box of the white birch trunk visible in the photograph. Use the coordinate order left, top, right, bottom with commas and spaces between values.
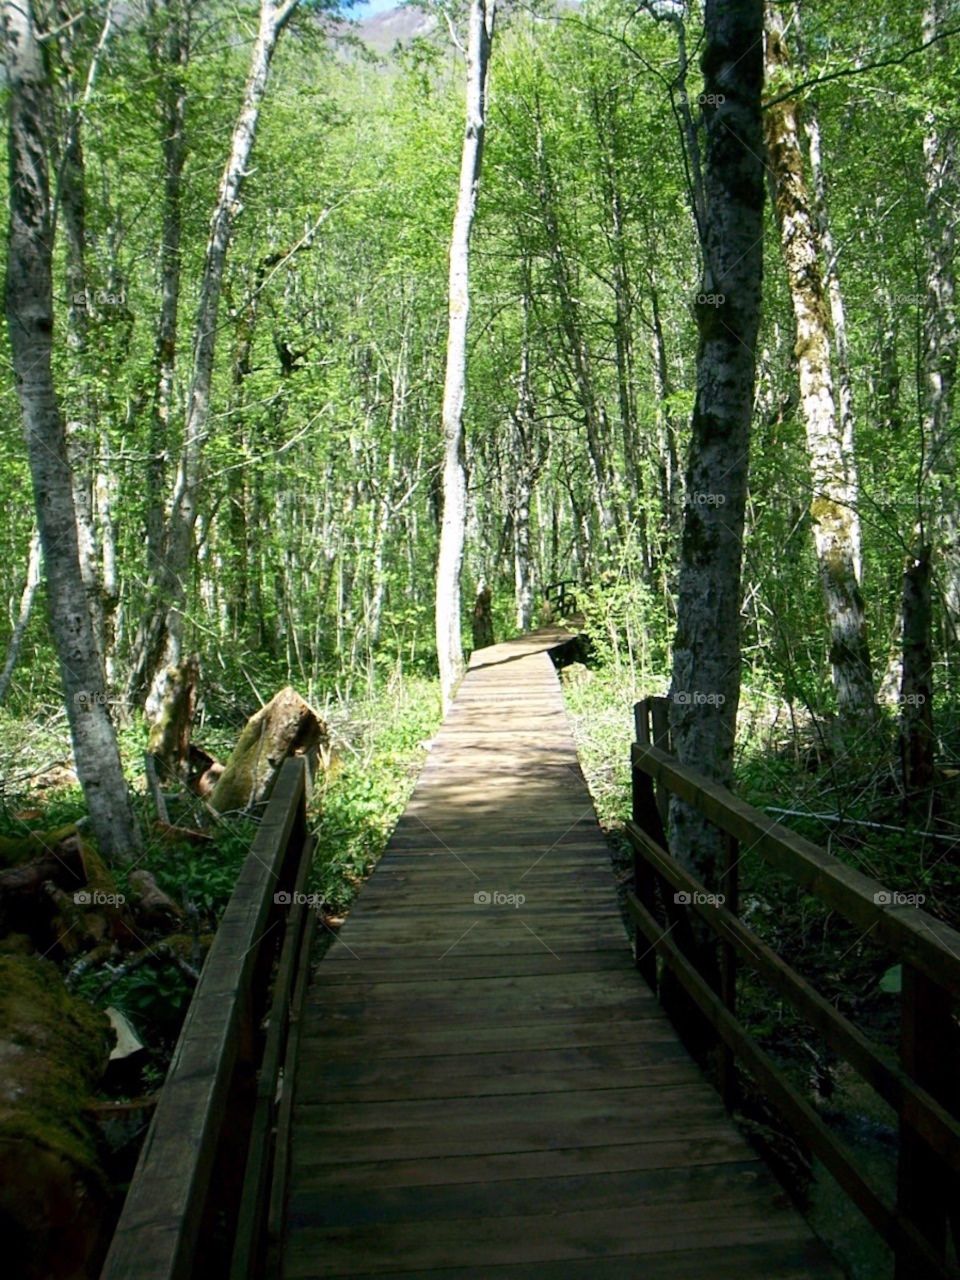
0, 528, 42, 705
436, 0, 496, 710
133, 0, 300, 704
2, 0, 141, 858
921, 0, 960, 636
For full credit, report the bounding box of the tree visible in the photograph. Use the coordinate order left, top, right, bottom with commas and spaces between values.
668, 0, 765, 883
2, 0, 141, 860
127, 0, 301, 705
764, 2, 877, 733
436, 0, 496, 710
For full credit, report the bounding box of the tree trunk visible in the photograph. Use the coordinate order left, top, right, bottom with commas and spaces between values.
511, 287, 538, 631
0, 955, 113, 1280
764, 3, 876, 731
899, 546, 935, 811
472, 580, 494, 650
436, 0, 496, 711
668, 0, 765, 884
56, 3, 117, 671
921, 0, 960, 638
2, 0, 141, 861
129, 0, 300, 705
805, 105, 862, 582
0, 528, 42, 705
145, 0, 189, 581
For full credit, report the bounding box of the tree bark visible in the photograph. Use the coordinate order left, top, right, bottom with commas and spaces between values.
899, 546, 935, 811
764, 2, 877, 732
144, 0, 190, 582
436, 0, 496, 711
2, 0, 141, 861
511, 291, 538, 632
668, 0, 765, 884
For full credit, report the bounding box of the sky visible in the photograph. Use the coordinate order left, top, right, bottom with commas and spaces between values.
348, 0, 399, 18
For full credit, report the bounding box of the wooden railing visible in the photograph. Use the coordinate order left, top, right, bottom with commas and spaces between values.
101, 755, 317, 1280
628, 696, 960, 1280
544, 578, 579, 615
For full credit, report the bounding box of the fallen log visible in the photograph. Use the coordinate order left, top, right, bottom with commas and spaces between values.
210, 685, 325, 814
0, 834, 84, 897
0, 955, 113, 1280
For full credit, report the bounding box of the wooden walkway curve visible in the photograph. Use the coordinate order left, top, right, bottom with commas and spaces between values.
280, 628, 840, 1279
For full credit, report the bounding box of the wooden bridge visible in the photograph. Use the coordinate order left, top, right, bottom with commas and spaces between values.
102, 627, 960, 1280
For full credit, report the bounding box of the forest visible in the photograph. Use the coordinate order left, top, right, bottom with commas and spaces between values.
0, 0, 959, 1276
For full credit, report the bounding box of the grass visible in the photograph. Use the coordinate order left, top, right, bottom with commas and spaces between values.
310, 673, 442, 912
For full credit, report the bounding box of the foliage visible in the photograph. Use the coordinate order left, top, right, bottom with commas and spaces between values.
311, 674, 441, 911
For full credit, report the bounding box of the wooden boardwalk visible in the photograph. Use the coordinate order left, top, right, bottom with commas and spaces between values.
281, 628, 840, 1279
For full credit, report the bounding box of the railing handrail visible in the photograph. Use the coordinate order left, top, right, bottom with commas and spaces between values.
101, 755, 313, 1280
628, 695, 960, 1280
632, 738, 960, 995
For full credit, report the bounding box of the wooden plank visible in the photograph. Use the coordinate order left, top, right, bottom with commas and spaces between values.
286, 1239, 836, 1280
283, 1203, 820, 1277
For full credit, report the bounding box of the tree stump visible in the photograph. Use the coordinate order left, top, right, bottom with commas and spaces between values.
472, 580, 495, 650
146, 655, 200, 784
210, 687, 326, 814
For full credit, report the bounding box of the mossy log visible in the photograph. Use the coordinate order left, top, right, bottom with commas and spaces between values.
210, 686, 325, 814
0, 955, 113, 1280
0, 824, 81, 871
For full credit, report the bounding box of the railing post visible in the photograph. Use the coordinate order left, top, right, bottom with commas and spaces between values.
718, 833, 739, 1109
631, 702, 658, 991
896, 963, 956, 1278
650, 696, 670, 831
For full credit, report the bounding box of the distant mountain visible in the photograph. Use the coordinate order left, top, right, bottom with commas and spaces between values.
353, 4, 438, 54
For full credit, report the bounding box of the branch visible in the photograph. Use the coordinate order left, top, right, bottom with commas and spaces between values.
764, 23, 960, 111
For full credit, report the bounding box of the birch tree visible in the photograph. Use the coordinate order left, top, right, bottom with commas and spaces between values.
436, 0, 496, 710
2, 0, 141, 859
764, 2, 877, 731
128, 0, 301, 704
